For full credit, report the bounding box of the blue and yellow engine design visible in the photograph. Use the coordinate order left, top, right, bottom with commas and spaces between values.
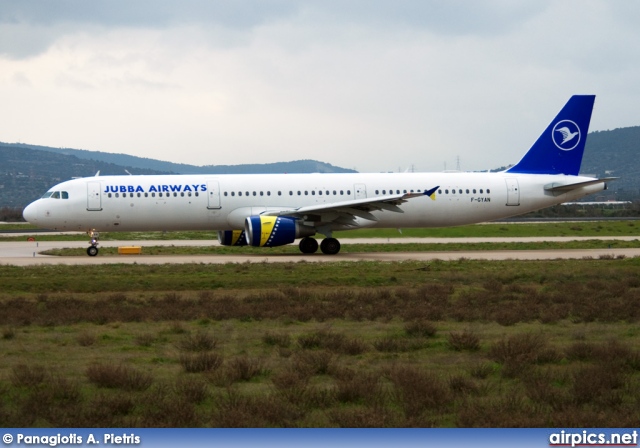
244, 216, 315, 247
217, 230, 248, 246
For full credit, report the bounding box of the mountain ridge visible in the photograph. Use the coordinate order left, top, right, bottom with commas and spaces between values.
0, 142, 356, 208
0, 142, 356, 175
1, 125, 639, 208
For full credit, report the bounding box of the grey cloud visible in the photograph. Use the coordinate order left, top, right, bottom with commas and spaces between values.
0, 0, 298, 58
0, 0, 297, 28
300, 0, 552, 36
0, 1, 582, 61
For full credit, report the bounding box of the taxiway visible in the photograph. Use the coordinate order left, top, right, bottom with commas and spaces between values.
1, 237, 639, 266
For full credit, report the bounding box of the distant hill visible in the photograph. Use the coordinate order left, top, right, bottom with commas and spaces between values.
580, 126, 640, 200
0, 142, 357, 208
1, 126, 638, 208
0, 142, 356, 175
0, 146, 170, 208
491, 126, 640, 201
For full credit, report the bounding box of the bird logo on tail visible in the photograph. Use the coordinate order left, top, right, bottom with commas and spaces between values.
556, 127, 579, 144
552, 120, 581, 151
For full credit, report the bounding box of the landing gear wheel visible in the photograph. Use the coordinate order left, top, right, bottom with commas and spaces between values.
299, 237, 319, 254
320, 238, 341, 255
87, 229, 100, 257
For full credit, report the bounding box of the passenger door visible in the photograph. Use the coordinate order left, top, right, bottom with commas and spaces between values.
87, 182, 102, 211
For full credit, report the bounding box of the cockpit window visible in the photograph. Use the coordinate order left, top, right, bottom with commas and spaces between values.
41, 191, 69, 199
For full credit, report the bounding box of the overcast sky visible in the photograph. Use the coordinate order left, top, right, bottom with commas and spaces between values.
1, 1, 639, 173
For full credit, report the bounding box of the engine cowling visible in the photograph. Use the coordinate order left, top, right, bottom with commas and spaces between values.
217, 230, 248, 246
245, 216, 315, 247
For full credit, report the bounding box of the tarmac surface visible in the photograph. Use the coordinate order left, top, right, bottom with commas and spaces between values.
1, 236, 639, 266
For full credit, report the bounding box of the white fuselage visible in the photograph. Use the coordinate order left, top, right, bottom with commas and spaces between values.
22, 172, 604, 233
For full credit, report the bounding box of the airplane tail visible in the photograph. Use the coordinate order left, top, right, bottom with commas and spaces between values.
507, 95, 595, 176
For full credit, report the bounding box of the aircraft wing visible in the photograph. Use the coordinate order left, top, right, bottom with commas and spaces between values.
262, 186, 439, 224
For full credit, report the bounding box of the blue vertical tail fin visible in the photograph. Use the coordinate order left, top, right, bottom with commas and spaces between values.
507, 95, 595, 175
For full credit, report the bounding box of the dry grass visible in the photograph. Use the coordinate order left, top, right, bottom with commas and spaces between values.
85, 363, 153, 391
447, 329, 481, 351
2, 258, 640, 427
179, 352, 223, 373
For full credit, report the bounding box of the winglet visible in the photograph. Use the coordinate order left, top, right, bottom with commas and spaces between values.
424, 186, 439, 200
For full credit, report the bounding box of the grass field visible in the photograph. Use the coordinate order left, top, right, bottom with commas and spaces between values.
37, 239, 640, 256
2, 220, 640, 242
2, 257, 640, 427
4, 220, 640, 256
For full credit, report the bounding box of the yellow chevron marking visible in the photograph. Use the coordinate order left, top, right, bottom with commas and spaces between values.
231, 230, 244, 245
259, 216, 277, 246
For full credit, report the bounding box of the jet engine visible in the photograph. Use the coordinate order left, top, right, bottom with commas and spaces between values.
245, 216, 315, 247
217, 230, 248, 246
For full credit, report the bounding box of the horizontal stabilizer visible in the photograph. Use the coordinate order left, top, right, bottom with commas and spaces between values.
544, 177, 618, 192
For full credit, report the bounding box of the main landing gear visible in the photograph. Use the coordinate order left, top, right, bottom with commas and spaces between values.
298, 237, 341, 255
87, 230, 100, 257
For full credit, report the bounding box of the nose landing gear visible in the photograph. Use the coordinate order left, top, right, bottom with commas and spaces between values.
87, 230, 100, 256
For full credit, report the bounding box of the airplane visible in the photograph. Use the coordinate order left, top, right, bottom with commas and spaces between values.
22, 95, 615, 256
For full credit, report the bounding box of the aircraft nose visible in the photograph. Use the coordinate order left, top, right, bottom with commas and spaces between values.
22, 202, 39, 224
